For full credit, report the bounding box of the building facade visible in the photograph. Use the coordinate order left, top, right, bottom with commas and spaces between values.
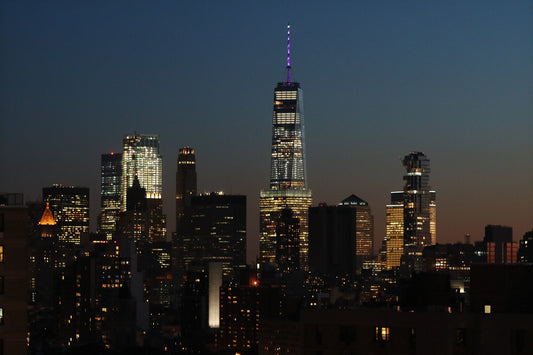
338, 194, 374, 267
0, 195, 29, 355
180, 193, 246, 280
259, 25, 312, 269
385, 191, 404, 269
402, 152, 436, 256
42, 185, 89, 244
175, 146, 197, 236
121, 134, 163, 209
99, 152, 122, 240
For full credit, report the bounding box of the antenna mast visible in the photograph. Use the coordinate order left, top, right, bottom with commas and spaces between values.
286, 24, 291, 84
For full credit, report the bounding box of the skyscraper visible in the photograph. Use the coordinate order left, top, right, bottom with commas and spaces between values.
338, 194, 374, 268
176, 146, 197, 235
121, 134, 166, 240
385, 191, 404, 269
402, 152, 436, 257
121, 134, 163, 209
259, 25, 312, 268
42, 185, 89, 244
180, 193, 246, 280
99, 152, 122, 240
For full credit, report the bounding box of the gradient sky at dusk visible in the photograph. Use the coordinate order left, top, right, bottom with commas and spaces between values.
1, 1, 532, 262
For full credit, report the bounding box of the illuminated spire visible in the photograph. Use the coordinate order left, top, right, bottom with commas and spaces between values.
39, 202, 56, 226
286, 23, 291, 84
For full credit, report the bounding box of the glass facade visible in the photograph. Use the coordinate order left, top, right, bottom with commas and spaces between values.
121, 134, 162, 210
259, 189, 312, 267
270, 82, 306, 190
259, 29, 312, 269
99, 152, 122, 240
402, 152, 435, 255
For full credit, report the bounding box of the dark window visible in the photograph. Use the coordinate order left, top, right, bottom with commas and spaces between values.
456, 328, 466, 346
516, 329, 525, 353
339, 326, 356, 343
0, 214, 3, 232
0, 277, 3, 294
0, 338, 4, 355
409, 327, 416, 349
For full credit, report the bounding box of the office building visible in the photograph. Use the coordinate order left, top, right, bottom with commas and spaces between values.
180, 193, 246, 280
275, 207, 300, 276
484, 225, 516, 264
121, 134, 162, 208
402, 152, 436, 256
42, 185, 89, 244
260, 25, 312, 268
121, 134, 166, 240
338, 194, 374, 266
99, 152, 122, 240
308, 203, 357, 278
176, 146, 197, 235
385, 191, 404, 269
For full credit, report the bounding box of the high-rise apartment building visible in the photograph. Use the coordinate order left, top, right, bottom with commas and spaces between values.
121, 134, 166, 240
42, 185, 89, 244
401, 152, 436, 257
259, 25, 312, 268
99, 152, 122, 240
176, 146, 197, 235
121, 134, 162, 209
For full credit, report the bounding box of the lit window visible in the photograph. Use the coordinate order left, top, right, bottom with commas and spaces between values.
484, 305, 491, 314
0, 308, 3, 324
0, 246, 3, 263
375, 326, 390, 341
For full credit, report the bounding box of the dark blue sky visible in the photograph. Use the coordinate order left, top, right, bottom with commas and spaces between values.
1, 1, 532, 261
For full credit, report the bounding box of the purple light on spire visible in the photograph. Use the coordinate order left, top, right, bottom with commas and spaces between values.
287, 24, 291, 85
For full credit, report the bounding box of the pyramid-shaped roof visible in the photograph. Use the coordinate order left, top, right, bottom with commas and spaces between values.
38, 202, 56, 225
339, 194, 368, 207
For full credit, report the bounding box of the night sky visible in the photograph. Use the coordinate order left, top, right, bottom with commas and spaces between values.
1, 1, 531, 262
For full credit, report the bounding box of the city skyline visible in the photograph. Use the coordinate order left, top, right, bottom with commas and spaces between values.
1, 1, 531, 262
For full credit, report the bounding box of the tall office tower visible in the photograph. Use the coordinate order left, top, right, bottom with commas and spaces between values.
308, 203, 357, 278
385, 192, 404, 269
484, 225, 516, 264
259, 25, 312, 268
176, 146, 197, 235
402, 152, 436, 257
338, 195, 374, 265
181, 193, 246, 280
99, 152, 122, 240
42, 185, 89, 244
121, 134, 166, 239
121, 134, 163, 209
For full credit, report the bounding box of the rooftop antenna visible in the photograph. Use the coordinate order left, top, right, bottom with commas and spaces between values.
286, 23, 291, 85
